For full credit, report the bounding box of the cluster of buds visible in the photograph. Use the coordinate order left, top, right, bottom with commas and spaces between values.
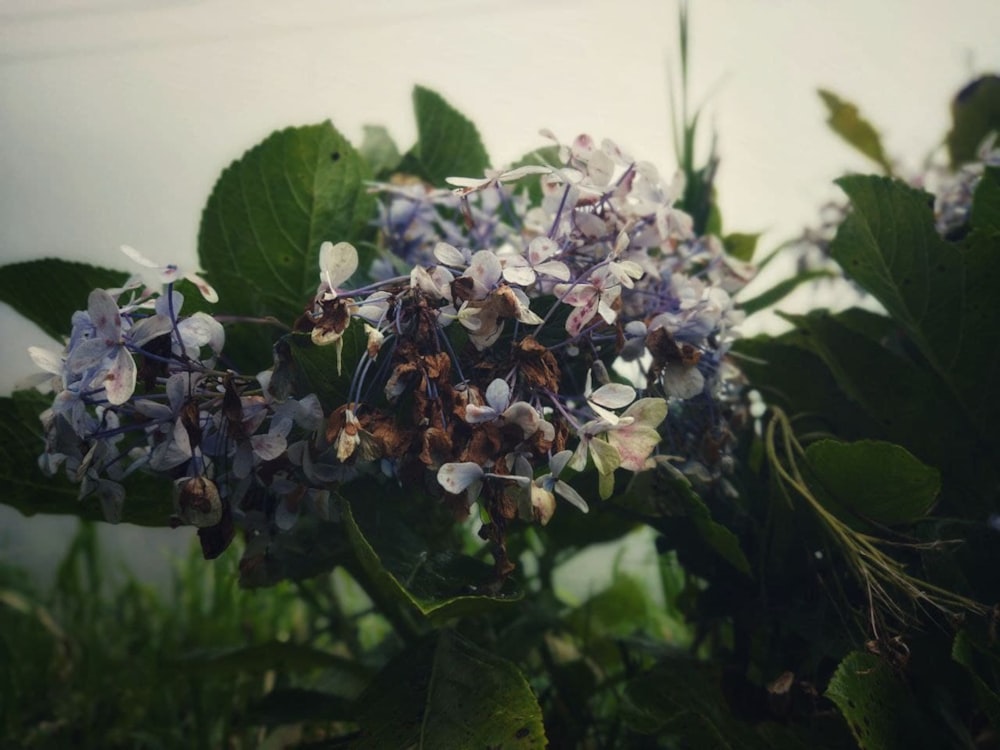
28, 133, 752, 572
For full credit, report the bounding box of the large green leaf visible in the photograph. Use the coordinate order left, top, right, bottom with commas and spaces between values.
0, 391, 174, 526
736, 268, 836, 316
408, 86, 490, 186
0, 259, 128, 342
198, 122, 375, 369
351, 629, 545, 749
775, 309, 993, 516
343, 500, 520, 625
359, 124, 402, 178
830, 175, 1000, 448
818, 89, 893, 175
803, 439, 940, 526
952, 630, 1000, 732
826, 651, 942, 750
946, 75, 1000, 167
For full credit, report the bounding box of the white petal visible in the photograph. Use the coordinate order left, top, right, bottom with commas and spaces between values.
87, 289, 122, 340
528, 236, 559, 264
466, 250, 502, 290
103, 346, 137, 405
502, 263, 536, 287
554, 479, 589, 513
433, 241, 467, 267
533, 261, 571, 281
662, 364, 705, 400
437, 462, 484, 494
28, 346, 63, 375
464, 404, 500, 424
550, 450, 573, 478
120, 244, 160, 268
589, 383, 636, 409
319, 241, 359, 289
484, 378, 511, 412
252, 433, 288, 461
501, 402, 540, 438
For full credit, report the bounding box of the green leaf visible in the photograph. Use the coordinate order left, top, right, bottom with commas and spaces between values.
804, 439, 940, 526
971, 165, 1000, 236
275, 322, 369, 413
952, 630, 1000, 731
723, 232, 761, 262
826, 651, 937, 750
198, 122, 375, 370
818, 89, 894, 175
616, 459, 751, 576
359, 124, 402, 178
622, 658, 756, 747
0, 391, 174, 526
773, 309, 992, 516
0, 259, 128, 341
946, 75, 1000, 167
246, 688, 355, 727
409, 85, 490, 186
343, 499, 520, 625
737, 269, 836, 316
830, 175, 1000, 451
352, 629, 545, 749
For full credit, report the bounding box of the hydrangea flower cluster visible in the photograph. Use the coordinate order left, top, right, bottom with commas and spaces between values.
28, 133, 751, 572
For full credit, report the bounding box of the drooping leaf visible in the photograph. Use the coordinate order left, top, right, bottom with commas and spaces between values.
198, 122, 375, 370
723, 232, 761, 262
946, 75, 1000, 167
352, 629, 545, 749
803, 439, 941, 526
616, 459, 751, 576
0, 259, 128, 342
826, 650, 940, 750
0, 391, 174, 526
359, 124, 402, 178
818, 89, 894, 175
342, 500, 520, 625
408, 85, 490, 186
830, 175, 1000, 451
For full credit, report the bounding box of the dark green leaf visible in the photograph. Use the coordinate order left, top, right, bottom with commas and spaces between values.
410, 85, 490, 186
818, 89, 894, 175
946, 75, 1000, 167
0, 391, 174, 526
198, 122, 375, 370
343, 499, 520, 625
277, 322, 369, 413
774, 309, 992, 516
804, 439, 940, 526
359, 124, 402, 178
952, 630, 1000, 731
352, 629, 545, 749
246, 688, 354, 727
723, 232, 761, 262
0, 259, 128, 341
622, 658, 755, 747
616, 459, 751, 576
826, 650, 938, 750
971, 165, 1000, 235
737, 269, 836, 316
830, 176, 1000, 450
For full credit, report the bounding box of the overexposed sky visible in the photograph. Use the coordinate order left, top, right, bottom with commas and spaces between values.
2, 0, 999, 393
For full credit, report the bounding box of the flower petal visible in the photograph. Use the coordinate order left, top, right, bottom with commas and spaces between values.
437, 462, 485, 494
554, 479, 589, 513
589, 383, 636, 409
103, 346, 137, 405
319, 241, 359, 290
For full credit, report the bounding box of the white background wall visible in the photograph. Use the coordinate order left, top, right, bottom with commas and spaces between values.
2, 0, 999, 586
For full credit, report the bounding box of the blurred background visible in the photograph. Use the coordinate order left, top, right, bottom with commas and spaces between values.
2, 0, 1000, 589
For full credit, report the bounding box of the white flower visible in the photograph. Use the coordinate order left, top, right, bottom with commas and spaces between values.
120, 245, 218, 303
